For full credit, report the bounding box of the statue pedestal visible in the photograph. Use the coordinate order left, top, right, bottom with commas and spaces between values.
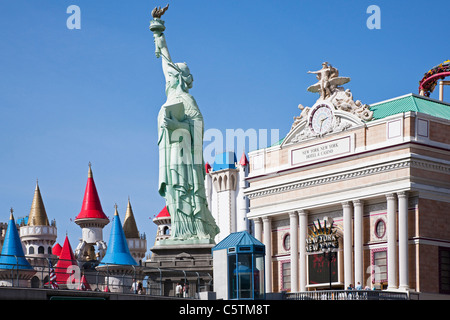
144, 242, 215, 297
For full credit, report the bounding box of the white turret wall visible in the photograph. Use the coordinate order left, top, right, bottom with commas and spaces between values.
236, 165, 249, 232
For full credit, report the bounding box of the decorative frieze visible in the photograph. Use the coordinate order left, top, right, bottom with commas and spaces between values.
247, 158, 450, 200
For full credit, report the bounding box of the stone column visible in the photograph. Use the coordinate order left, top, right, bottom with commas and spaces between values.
353, 200, 364, 288
299, 210, 308, 292
289, 211, 299, 292
263, 216, 272, 293
386, 193, 397, 290
398, 191, 409, 290
254, 218, 263, 242
342, 201, 353, 288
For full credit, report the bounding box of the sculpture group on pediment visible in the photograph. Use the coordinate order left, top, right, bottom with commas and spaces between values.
288, 63, 374, 143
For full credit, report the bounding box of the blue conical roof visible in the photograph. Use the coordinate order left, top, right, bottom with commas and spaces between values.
0, 212, 33, 270
100, 206, 137, 266
212, 152, 237, 171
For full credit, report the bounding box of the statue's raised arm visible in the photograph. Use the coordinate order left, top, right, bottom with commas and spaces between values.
149, 4, 178, 84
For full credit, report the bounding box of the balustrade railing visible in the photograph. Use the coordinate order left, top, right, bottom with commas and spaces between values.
0, 254, 211, 298
285, 289, 409, 300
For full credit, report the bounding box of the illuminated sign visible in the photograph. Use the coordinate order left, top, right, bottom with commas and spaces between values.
306, 219, 339, 253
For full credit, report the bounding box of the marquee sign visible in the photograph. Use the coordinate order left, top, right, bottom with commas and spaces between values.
306, 219, 339, 253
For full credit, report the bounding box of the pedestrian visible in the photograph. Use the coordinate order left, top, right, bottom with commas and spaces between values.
137, 281, 145, 295
131, 278, 138, 294
183, 282, 189, 298
175, 282, 182, 297
356, 282, 363, 290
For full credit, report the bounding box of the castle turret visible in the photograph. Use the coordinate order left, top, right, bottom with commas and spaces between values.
123, 198, 147, 265
74, 163, 109, 262
236, 152, 250, 232
208, 152, 237, 243
54, 235, 78, 289
20, 181, 58, 267
0, 210, 36, 287
205, 162, 212, 210
206, 152, 250, 242
96, 205, 139, 292
152, 206, 171, 244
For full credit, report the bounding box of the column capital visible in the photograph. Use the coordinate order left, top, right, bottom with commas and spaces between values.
297, 209, 308, 216
386, 193, 396, 201
342, 201, 352, 209
353, 199, 364, 207
289, 211, 298, 218
262, 216, 272, 223
397, 191, 408, 199
253, 217, 262, 224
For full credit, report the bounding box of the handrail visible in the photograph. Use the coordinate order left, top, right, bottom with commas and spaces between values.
285, 289, 409, 300
0, 253, 212, 298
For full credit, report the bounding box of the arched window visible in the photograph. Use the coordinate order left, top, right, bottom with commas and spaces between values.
38, 246, 45, 254
48, 247, 52, 255
163, 226, 170, 235
29, 246, 35, 255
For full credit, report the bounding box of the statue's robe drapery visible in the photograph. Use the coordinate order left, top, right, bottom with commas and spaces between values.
157, 82, 219, 241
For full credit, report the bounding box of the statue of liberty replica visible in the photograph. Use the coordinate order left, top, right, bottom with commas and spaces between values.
150, 5, 219, 245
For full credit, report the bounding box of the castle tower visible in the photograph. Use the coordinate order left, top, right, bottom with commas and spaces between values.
52, 243, 62, 258
207, 151, 250, 242
96, 205, 139, 293
74, 163, 109, 262
20, 181, 58, 268
54, 235, 78, 289
152, 206, 171, 244
0, 210, 36, 287
236, 152, 250, 232
123, 198, 147, 265
205, 162, 212, 210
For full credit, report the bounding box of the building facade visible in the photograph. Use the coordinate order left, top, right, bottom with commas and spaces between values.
245, 64, 450, 297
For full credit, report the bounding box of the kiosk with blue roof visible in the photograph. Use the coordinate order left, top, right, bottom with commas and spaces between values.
212, 231, 265, 300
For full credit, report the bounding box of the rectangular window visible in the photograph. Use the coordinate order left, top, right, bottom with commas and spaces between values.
440, 247, 450, 294
281, 261, 291, 291
372, 249, 387, 285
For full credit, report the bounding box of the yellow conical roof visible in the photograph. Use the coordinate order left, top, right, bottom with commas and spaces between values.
28, 181, 49, 226
123, 198, 139, 239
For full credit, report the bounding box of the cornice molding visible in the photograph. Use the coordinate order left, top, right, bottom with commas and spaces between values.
246, 158, 450, 200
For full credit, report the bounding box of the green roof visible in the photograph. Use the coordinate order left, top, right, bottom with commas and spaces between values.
370, 93, 450, 121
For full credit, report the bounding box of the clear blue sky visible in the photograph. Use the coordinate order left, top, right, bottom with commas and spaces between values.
0, 0, 449, 249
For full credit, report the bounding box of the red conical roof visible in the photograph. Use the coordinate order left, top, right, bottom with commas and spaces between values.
239, 152, 249, 166
55, 236, 78, 285
77, 275, 91, 291
205, 162, 211, 173
52, 243, 62, 257
75, 164, 108, 221
155, 206, 170, 219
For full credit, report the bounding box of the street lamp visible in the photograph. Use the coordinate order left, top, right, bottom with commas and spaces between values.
321, 247, 335, 289
321, 233, 338, 290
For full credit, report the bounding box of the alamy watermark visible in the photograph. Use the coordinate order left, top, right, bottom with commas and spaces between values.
67, 5, 81, 30
366, 5, 381, 30
166, 121, 280, 165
